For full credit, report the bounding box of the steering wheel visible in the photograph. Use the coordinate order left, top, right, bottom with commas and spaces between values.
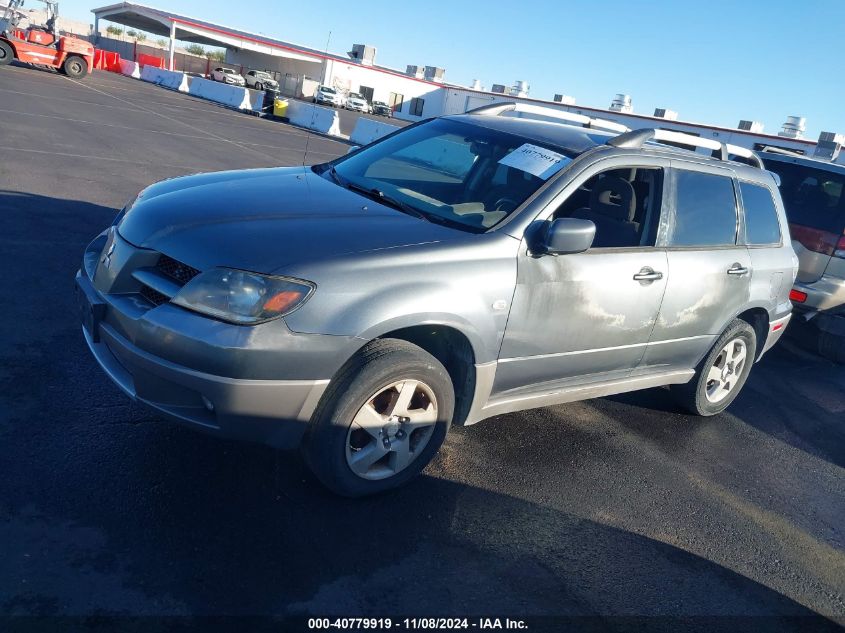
490, 197, 519, 212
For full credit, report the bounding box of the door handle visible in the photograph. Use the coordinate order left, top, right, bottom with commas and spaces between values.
633, 267, 663, 282
727, 264, 749, 276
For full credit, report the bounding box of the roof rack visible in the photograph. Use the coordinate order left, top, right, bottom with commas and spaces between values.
467, 102, 630, 134
757, 145, 804, 158
608, 128, 764, 169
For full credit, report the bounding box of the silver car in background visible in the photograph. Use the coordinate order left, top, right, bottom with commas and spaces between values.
760, 151, 845, 362
76, 104, 797, 496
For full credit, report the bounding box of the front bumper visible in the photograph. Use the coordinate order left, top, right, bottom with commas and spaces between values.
76, 266, 350, 449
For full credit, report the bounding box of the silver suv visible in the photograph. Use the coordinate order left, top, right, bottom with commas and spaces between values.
759, 151, 845, 362
76, 104, 797, 496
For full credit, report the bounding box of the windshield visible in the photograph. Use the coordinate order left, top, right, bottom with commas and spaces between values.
764, 159, 845, 233
222, 69, 234, 74
349, 93, 363, 99
328, 118, 574, 231
320, 86, 337, 94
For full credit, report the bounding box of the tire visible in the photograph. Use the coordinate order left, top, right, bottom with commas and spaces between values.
62, 55, 88, 79
0, 40, 13, 66
301, 339, 455, 497
670, 319, 757, 416
255, 82, 263, 91
818, 328, 845, 364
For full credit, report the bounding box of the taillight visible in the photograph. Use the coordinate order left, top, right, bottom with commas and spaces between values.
790, 289, 807, 303
789, 224, 839, 257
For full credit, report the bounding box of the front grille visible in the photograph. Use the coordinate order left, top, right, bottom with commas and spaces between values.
156, 255, 200, 285
139, 284, 170, 306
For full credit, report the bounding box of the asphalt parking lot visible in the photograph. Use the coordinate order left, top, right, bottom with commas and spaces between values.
0, 65, 843, 630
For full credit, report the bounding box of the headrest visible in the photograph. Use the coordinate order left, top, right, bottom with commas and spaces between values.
589, 175, 636, 221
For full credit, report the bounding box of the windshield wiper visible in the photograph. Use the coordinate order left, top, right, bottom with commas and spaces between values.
341, 179, 431, 223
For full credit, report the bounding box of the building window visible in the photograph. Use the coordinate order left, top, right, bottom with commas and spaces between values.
409, 97, 425, 117
389, 92, 404, 113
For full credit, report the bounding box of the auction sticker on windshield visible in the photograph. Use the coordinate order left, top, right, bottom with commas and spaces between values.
498, 143, 571, 180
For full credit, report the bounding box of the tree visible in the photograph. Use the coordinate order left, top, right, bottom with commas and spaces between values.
206, 49, 226, 62
185, 43, 205, 57
135, 32, 146, 42
156, 38, 168, 48
106, 25, 123, 38
126, 29, 137, 38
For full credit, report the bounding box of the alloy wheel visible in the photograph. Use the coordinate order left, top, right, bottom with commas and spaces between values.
345, 379, 438, 480
705, 338, 748, 403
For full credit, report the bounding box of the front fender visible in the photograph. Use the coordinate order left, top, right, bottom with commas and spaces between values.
282, 237, 520, 364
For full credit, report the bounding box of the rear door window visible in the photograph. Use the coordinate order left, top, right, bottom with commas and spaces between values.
669, 170, 738, 247
739, 181, 782, 245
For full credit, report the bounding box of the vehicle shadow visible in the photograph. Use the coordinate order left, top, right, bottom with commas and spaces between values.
0, 190, 840, 628
605, 341, 845, 470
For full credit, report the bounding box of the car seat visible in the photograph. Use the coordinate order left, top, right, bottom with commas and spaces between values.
571, 176, 640, 247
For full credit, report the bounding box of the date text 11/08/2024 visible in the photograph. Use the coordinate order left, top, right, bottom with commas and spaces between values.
308, 618, 529, 630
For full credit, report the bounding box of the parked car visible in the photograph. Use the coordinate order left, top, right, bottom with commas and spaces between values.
245, 70, 279, 92
76, 104, 796, 497
345, 92, 371, 113
371, 101, 392, 118
312, 84, 344, 107
210, 67, 245, 86
760, 150, 845, 362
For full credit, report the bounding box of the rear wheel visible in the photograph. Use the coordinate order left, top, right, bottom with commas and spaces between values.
671, 319, 757, 416
62, 55, 88, 79
0, 40, 13, 66
818, 328, 845, 364
301, 339, 454, 497
255, 82, 263, 91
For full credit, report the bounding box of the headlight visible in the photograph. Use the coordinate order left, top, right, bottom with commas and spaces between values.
171, 268, 314, 325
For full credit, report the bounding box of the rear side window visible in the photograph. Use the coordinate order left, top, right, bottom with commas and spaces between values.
670, 170, 738, 247
762, 160, 845, 234
739, 182, 782, 245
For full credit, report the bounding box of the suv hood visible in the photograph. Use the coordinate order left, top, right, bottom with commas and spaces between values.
117, 167, 461, 274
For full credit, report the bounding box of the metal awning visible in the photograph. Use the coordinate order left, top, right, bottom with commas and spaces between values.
92, 2, 322, 63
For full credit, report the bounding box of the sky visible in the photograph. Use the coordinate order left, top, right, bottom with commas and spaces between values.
59, 0, 844, 137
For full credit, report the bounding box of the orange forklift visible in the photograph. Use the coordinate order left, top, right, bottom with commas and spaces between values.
0, 0, 94, 78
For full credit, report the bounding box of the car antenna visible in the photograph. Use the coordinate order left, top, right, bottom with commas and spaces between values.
302, 30, 332, 167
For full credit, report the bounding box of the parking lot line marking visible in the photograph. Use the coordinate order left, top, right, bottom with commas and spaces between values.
0, 86, 148, 115
0, 145, 197, 170
64, 76, 340, 162
0, 107, 339, 159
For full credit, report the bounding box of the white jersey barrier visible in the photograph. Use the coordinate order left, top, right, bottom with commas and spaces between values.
140, 66, 190, 93
187, 77, 263, 113
119, 59, 141, 79
349, 118, 401, 146
285, 100, 342, 137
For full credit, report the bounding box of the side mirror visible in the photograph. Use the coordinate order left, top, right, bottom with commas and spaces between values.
346, 145, 361, 155
542, 217, 595, 255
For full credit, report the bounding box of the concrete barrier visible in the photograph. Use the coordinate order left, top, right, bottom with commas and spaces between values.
349, 117, 401, 146
285, 100, 342, 137
119, 59, 140, 79
187, 77, 264, 113
140, 65, 190, 92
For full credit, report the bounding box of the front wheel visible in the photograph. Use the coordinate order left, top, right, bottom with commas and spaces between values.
0, 40, 14, 66
671, 319, 757, 416
62, 55, 88, 79
301, 339, 454, 497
